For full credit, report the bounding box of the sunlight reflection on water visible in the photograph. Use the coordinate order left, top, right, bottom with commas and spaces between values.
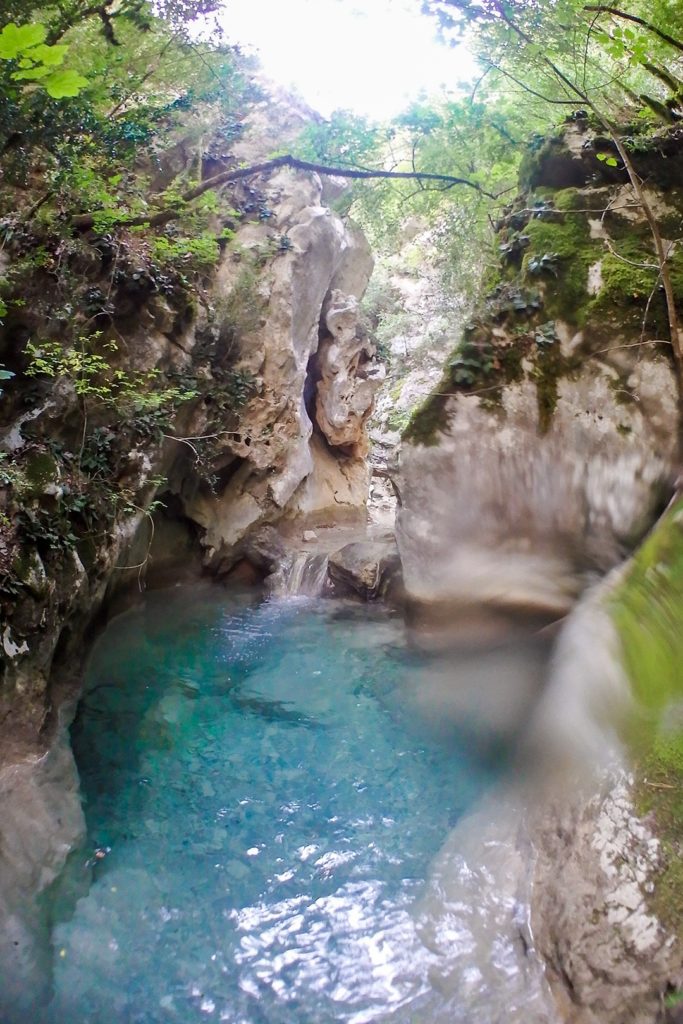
41, 585, 553, 1024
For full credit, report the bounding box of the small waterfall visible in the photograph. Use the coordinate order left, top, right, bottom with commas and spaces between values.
271, 552, 330, 597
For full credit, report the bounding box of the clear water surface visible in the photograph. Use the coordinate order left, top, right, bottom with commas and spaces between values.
47, 585, 505, 1024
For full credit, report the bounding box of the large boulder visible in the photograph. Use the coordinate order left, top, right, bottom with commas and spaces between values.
328, 538, 400, 599
397, 357, 677, 619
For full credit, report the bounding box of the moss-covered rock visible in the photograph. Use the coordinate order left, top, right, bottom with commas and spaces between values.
21, 452, 60, 498
404, 121, 683, 450
518, 133, 591, 192
523, 215, 600, 323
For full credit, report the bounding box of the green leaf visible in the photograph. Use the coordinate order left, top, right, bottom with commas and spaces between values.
44, 68, 88, 98
29, 42, 67, 67
0, 22, 46, 59
12, 64, 53, 81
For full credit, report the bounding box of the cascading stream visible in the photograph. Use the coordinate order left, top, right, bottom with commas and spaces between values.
270, 552, 331, 597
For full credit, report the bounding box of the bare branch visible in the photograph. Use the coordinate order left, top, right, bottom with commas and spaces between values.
70, 153, 501, 230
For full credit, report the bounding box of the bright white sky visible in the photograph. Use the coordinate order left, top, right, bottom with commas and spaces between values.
219, 0, 477, 119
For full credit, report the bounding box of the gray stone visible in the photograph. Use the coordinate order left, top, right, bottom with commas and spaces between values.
0, 730, 86, 1022
530, 771, 681, 1024
328, 539, 400, 599
241, 525, 287, 573
397, 359, 677, 618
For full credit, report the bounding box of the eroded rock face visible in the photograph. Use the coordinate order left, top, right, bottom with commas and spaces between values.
314, 290, 385, 456
397, 357, 677, 617
180, 172, 377, 569
0, 91, 381, 1009
0, 90, 380, 740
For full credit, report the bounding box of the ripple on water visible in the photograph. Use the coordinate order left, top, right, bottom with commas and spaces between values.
43, 586, 541, 1024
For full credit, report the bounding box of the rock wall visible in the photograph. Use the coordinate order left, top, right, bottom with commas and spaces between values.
396, 121, 682, 624
176, 167, 376, 568
524, 575, 683, 1023
0, 95, 378, 744
398, 359, 677, 618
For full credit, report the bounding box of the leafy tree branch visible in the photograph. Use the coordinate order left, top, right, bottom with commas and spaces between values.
583, 5, 683, 54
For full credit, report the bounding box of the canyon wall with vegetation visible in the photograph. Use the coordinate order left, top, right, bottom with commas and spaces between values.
2, 0, 683, 1020
0, 27, 380, 1006
396, 122, 683, 1022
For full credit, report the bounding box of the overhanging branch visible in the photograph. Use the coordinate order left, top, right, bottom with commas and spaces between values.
583, 5, 683, 53
70, 154, 500, 231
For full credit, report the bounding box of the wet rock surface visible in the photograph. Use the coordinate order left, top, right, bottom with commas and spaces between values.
0, 729, 85, 1021
531, 773, 682, 1024
328, 538, 400, 599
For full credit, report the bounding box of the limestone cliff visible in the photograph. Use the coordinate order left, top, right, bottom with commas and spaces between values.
397, 120, 682, 623
0, 92, 382, 1008
0, 94, 378, 748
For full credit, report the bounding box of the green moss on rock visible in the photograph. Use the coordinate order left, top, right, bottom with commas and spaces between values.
612, 501, 683, 719
402, 390, 451, 446
523, 215, 599, 323
21, 452, 60, 497
595, 239, 657, 302
518, 135, 589, 192
553, 188, 585, 212
530, 326, 568, 432
634, 737, 683, 936
585, 237, 677, 334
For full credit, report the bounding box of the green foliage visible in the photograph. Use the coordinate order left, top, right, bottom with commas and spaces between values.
0, 363, 14, 395
612, 500, 683, 731
213, 264, 265, 346
534, 320, 559, 347
0, 22, 88, 98
24, 334, 197, 413
527, 251, 561, 277
618, 501, 683, 938
151, 234, 220, 274
79, 427, 114, 477
665, 990, 683, 1010
612, 502, 683, 936
596, 152, 619, 168
221, 368, 256, 410
448, 338, 495, 386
